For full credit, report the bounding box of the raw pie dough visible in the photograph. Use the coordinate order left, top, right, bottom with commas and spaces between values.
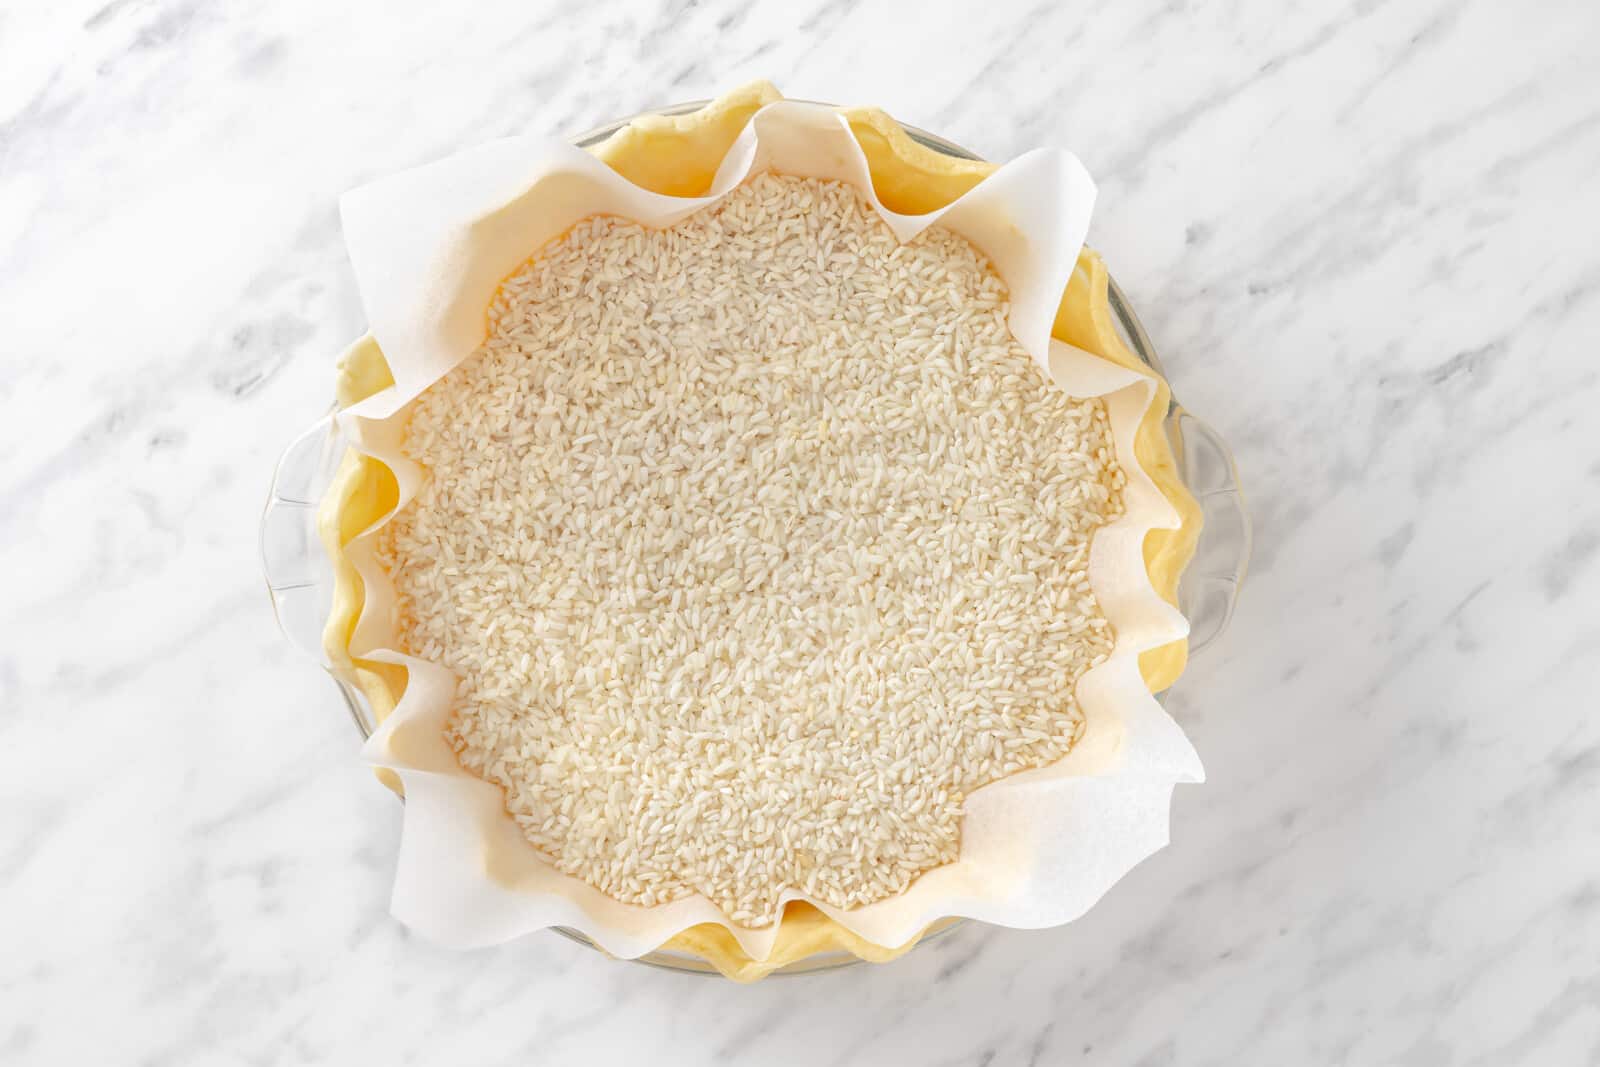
319, 82, 1202, 980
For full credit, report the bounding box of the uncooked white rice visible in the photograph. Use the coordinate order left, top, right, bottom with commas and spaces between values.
381, 172, 1126, 926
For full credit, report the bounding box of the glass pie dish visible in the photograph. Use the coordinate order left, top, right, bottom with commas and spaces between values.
260, 102, 1251, 976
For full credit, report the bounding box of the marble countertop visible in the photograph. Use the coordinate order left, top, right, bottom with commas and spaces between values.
5, 0, 1598, 1063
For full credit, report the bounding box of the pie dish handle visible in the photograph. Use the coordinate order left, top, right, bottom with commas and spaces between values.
1169, 409, 1250, 659
259, 412, 342, 668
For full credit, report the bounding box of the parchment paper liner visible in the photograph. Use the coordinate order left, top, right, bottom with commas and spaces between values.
328, 99, 1203, 963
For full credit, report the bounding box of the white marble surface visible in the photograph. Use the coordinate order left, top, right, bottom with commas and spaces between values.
4, 0, 1598, 1062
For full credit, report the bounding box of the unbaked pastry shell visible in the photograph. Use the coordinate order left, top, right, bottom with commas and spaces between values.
319, 83, 1202, 980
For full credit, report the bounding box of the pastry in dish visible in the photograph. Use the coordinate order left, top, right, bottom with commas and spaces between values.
319, 83, 1201, 979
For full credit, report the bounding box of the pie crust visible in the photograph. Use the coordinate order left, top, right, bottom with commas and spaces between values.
318, 82, 1202, 979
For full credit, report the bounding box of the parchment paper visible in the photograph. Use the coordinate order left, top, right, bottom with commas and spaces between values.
332, 100, 1203, 961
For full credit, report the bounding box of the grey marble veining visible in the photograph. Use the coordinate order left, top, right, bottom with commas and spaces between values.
3, 0, 1598, 1063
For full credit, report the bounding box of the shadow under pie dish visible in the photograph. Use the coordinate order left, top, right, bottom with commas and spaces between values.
270, 83, 1247, 980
